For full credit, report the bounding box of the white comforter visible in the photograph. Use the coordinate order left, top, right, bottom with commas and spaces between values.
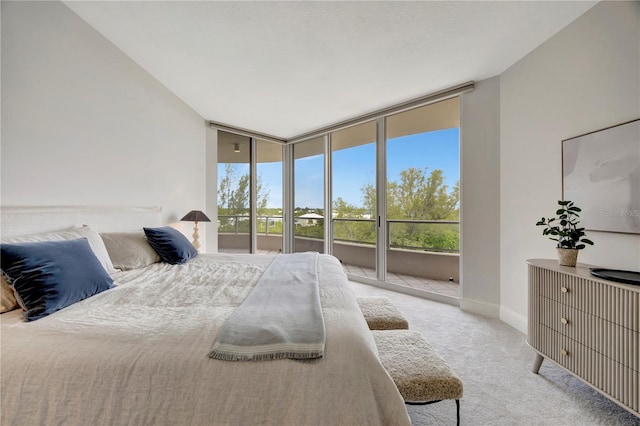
1, 253, 410, 426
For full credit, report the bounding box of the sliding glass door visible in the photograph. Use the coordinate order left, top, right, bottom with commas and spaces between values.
323, 98, 460, 299
331, 121, 376, 279
215, 96, 460, 299
385, 98, 460, 296
217, 131, 251, 253
293, 137, 325, 253
256, 139, 283, 253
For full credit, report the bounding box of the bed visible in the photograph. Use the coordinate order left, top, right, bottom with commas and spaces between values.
0, 206, 410, 425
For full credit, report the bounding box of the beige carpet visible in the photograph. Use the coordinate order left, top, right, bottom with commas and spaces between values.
350, 281, 640, 426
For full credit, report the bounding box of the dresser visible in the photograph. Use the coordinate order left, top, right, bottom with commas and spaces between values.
527, 259, 639, 417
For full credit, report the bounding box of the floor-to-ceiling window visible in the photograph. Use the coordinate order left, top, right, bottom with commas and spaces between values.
331, 121, 376, 279
385, 98, 460, 297
320, 98, 460, 299
256, 139, 283, 253
293, 137, 325, 253
217, 131, 251, 253
214, 91, 462, 300
217, 132, 284, 254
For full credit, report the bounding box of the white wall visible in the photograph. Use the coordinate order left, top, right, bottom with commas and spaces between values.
460, 77, 501, 318
1, 1, 207, 243
500, 1, 640, 333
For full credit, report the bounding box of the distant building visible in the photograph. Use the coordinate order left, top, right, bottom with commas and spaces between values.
297, 213, 324, 226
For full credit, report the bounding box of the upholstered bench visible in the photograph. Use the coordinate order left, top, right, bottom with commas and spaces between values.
372, 330, 463, 426
356, 296, 409, 330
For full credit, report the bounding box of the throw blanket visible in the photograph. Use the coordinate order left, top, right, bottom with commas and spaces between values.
208, 252, 325, 361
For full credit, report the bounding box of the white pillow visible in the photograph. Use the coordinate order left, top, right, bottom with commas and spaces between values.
100, 231, 161, 270
1, 225, 119, 275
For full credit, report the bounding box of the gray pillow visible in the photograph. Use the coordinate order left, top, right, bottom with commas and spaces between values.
100, 232, 161, 270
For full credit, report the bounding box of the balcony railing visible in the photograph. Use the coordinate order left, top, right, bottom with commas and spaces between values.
218, 215, 459, 253
218, 215, 460, 282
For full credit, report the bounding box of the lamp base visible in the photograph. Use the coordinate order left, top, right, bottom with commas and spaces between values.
192, 222, 201, 252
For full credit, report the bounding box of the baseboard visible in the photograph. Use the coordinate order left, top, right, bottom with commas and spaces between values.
499, 306, 527, 334
459, 298, 499, 318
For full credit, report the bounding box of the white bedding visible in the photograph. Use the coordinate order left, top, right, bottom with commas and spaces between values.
1, 253, 410, 425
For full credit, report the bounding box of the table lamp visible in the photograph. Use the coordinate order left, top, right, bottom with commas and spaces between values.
180, 210, 211, 251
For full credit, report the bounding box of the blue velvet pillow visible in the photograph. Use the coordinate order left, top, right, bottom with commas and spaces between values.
0, 238, 115, 321
143, 226, 197, 265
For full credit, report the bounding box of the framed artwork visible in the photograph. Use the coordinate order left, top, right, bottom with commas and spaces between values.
562, 119, 640, 234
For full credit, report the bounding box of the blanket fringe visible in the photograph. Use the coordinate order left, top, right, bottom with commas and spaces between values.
208, 350, 323, 362
208, 252, 325, 362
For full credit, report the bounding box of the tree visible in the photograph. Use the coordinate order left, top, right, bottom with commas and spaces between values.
218, 163, 235, 212
362, 167, 459, 220
228, 173, 249, 214
333, 197, 365, 218
361, 167, 460, 251
217, 164, 270, 215
332, 197, 374, 244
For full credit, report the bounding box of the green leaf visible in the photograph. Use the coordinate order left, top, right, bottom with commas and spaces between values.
538, 200, 593, 249
576, 244, 585, 249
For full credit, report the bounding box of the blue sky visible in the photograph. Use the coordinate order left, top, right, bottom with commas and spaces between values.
224, 128, 460, 209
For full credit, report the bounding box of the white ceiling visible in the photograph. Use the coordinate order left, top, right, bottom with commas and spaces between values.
64, 1, 597, 140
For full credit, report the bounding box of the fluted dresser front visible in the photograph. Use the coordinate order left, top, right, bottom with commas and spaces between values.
527, 259, 639, 417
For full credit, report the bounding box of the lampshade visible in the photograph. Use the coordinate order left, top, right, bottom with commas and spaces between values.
180, 210, 211, 222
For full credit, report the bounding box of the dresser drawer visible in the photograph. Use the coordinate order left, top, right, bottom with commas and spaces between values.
539, 326, 639, 413
539, 296, 640, 372
531, 266, 640, 331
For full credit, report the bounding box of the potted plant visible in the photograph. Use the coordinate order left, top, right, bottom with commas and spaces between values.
536, 200, 594, 266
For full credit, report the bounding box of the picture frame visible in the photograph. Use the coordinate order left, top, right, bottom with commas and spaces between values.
562, 118, 640, 235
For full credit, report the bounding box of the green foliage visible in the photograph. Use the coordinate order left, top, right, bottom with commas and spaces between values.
536, 200, 594, 250
334, 220, 376, 245
217, 163, 269, 215
218, 164, 461, 253
361, 167, 460, 251
333, 197, 366, 218
295, 223, 324, 239
362, 167, 459, 221
389, 222, 459, 252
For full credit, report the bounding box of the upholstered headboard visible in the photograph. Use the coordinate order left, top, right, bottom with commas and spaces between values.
0, 206, 162, 239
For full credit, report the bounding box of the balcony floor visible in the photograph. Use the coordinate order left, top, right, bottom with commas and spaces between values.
341, 263, 459, 298
219, 248, 459, 299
